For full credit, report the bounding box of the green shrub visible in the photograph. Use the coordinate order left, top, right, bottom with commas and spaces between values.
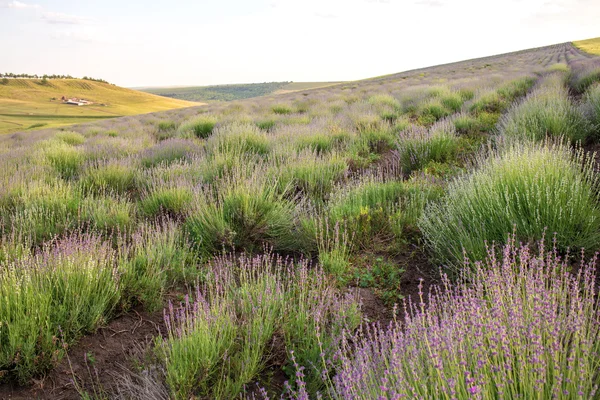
471, 77, 536, 115
475, 111, 500, 132
208, 123, 270, 157
570, 67, 600, 94
255, 119, 277, 131
418, 99, 451, 124
156, 120, 178, 141
497, 76, 536, 100
352, 113, 381, 133
178, 115, 217, 139
440, 92, 464, 112
470, 91, 506, 114
0, 235, 119, 383
277, 153, 348, 203
457, 88, 475, 101
120, 222, 193, 311
419, 142, 600, 270
80, 161, 138, 195
199, 151, 251, 184
140, 186, 194, 217
158, 120, 177, 132
582, 83, 600, 132
547, 63, 570, 74
499, 85, 590, 143
272, 104, 293, 115
40, 140, 84, 179
158, 254, 360, 399
323, 178, 443, 251
368, 94, 400, 110
81, 196, 135, 233
453, 113, 480, 135
55, 131, 86, 146
141, 139, 198, 168
397, 122, 461, 174
295, 132, 335, 154
185, 177, 298, 256
380, 111, 399, 123
357, 128, 396, 154
6, 180, 81, 243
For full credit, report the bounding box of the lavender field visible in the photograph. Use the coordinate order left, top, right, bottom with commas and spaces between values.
1, 42, 600, 399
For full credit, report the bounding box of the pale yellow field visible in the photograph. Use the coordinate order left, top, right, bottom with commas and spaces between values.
0, 79, 199, 134
573, 37, 600, 55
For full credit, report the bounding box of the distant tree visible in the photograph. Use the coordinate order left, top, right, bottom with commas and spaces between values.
1, 78, 9, 85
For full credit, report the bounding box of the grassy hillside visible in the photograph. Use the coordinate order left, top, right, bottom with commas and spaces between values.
0, 79, 198, 134
573, 37, 600, 55
271, 81, 342, 94
140, 81, 342, 102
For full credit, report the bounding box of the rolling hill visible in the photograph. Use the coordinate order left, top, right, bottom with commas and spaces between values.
573, 37, 600, 55
0, 78, 199, 134
139, 81, 342, 102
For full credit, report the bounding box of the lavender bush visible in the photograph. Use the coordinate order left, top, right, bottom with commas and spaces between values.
322, 237, 600, 399
159, 252, 361, 399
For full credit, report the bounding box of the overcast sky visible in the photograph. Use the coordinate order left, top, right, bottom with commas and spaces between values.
1, 0, 598, 87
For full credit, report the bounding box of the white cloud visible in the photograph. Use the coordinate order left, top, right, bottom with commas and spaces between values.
4, 1, 40, 9
42, 11, 90, 25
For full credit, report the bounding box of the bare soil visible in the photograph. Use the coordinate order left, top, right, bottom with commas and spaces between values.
0, 306, 166, 400
0, 245, 438, 400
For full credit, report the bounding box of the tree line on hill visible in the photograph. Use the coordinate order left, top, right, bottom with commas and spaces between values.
144, 81, 292, 102
0, 73, 109, 84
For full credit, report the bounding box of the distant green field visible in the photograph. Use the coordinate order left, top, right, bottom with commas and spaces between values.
0, 79, 198, 134
140, 81, 343, 102
573, 37, 600, 55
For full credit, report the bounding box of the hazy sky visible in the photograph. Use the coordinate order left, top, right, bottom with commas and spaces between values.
1, 0, 598, 87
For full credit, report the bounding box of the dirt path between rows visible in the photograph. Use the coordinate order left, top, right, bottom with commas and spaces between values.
0, 307, 166, 400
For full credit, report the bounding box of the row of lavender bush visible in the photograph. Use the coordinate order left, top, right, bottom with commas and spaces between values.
0, 43, 599, 399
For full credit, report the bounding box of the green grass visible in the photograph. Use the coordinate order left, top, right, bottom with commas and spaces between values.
419, 141, 600, 270
272, 104, 294, 115
0, 235, 120, 383
276, 152, 348, 203
207, 123, 271, 156
582, 83, 600, 130
470, 77, 536, 115
141, 140, 199, 168
177, 115, 216, 139
573, 36, 600, 55
120, 222, 193, 311
320, 178, 443, 253
139, 186, 194, 217
397, 122, 462, 175
185, 176, 299, 256
1, 179, 81, 244
158, 255, 360, 399
0, 79, 198, 134
499, 79, 590, 143
81, 195, 135, 233
79, 161, 139, 196
39, 139, 85, 179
